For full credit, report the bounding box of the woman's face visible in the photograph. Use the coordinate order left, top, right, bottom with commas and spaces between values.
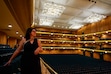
30, 29, 36, 37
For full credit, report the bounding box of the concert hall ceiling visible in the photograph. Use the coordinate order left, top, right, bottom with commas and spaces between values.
0, 0, 111, 38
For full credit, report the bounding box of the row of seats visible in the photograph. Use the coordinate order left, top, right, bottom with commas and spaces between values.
100, 38, 111, 40
0, 44, 21, 74
0, 44, 10, 49
0, 44, 15, 54
0, 44, 15, 65
82, 46, 111, 50
40, 54, 111, 74
0, 55, 21, 74
80, 38, 111, 41
81, 39, 95, 41
100, 47, 111, 50
82, 46, 96, 49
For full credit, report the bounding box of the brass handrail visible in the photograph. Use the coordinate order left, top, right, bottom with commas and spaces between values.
40, 57, 58, 74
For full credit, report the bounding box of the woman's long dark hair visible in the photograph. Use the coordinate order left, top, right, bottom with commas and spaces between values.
24, 27, 36, 40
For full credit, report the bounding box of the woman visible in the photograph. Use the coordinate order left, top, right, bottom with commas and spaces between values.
4, 27, 43, 74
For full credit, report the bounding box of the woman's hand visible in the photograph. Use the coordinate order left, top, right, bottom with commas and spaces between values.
34, 48, 39, 55
34, 40, 43, 55
3, 60, 12, 66
4, 38, 24, 66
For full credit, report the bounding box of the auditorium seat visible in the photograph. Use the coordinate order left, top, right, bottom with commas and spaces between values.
0, 44, 22, 74
40, 54, 111, 74
100, 47, 111, 50
0, 55, 21, 74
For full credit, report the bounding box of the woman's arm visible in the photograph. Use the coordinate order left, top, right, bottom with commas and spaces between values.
4, 38, 24, 66
34, 39, 43, 55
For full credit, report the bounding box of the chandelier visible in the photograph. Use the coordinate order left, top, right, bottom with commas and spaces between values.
41, 2, 65, 17
84, 13, 106, 23
39, 18, 54, 26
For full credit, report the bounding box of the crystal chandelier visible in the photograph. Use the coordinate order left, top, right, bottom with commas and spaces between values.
42, 2, 65, 17
84, 13, 106, 23
39, 18, 54, 26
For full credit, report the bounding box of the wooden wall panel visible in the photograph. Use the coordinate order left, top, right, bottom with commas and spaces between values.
85, 51, 90, 57
8, 37, 17, 48
4, 0, 33, 32
90, 23, 95, 33
77, 50, 83, 55
0, 31, 7, 44
102, 44, 111, 48
101, 34, 111, 39
103, 54, 111, 62
93, 53, 100, 59
77, 16, 111, 34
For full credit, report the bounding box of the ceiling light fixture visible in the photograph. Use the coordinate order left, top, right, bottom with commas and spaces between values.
8, 24, 12, 28
16, 31, 19, 34
89, 0, 97, 3
42, 2, 65, 17
39, 18, 54, 26
69, 24, 83, 29
20, 34, 23, 37
83, 13, 106, 23
69, 22, 83, 29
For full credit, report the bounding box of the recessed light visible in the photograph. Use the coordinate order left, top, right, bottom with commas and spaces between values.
8, 24, 12, 28
105, 51, 107, 53
20, 34, 22, 37
106, 31, 108, 33
16, 31, 19, 34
